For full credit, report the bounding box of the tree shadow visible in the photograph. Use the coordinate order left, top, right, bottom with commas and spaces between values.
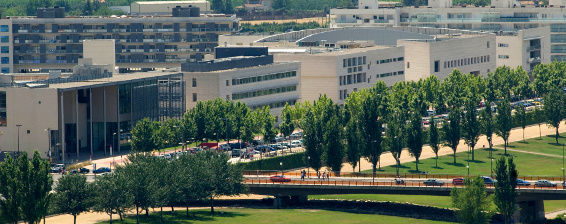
467, 160, 486, 164
443, 162, 465, 167
432, 166, 444, 170
119, 210, 250, 223
548, 142, 563, 146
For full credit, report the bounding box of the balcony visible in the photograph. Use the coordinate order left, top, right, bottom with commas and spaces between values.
527, 45, 541, 51
45, 60, 68, 64
335, 19, 358, 23
374, 19, 390, 23
18, 60, 40, 64
528, 57, 541, 63
83, 29, 108, 33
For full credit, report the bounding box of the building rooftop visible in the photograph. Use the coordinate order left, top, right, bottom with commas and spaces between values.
297, 28, 435, 46
47, 71, 181, 91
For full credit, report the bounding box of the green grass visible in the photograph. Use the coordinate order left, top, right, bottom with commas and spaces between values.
505, 133, 566, 157
362, 147, 564, 177
309, 194, 454, 208
95, 208, 454, 224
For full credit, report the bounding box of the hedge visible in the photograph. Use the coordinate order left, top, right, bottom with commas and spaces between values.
243, 152, 306, 171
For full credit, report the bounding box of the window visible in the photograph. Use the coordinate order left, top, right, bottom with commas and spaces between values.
397, 57, 404, 61
343, 59, 346, 67
498, 43, 509, 47
407, 62, 410, 68
434, 60, 440, 72
1, 46, 8, 53
192, 93, 197, 102
226, 80, 229, 86
0, 25, 8, 32
498, 55, 509, 59
0, 36, 8, 43
363, 56, 366, 64
1, 57, 8, 64
339, 90, 343, 100
487, 41, 490, 48
192, 78, 197, 87
1, 68, 7, 73
226, 95, 229, 100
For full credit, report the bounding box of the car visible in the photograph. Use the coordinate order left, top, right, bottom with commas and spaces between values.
423, 179, 444, 186
482, 176, 497, 185
291, 140, 303, 147
70, 167, 90, 174
279, 142, 291, 148
452, 177, 465, 185
516, 179, 531, 186
535, 179, 557, 187
219, 144, 231, 151
51, 164, 66, 173
426, 110, 436, 117
270, 175, 291, 182
93, 167, 111, 174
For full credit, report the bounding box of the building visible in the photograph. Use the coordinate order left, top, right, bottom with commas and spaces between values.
130, 1, 211, 15
330, 0, 563, 64
0, 6, 239, 74
0, 70, 185, 163
494, 26, 550, 71
182, 46, 301, 123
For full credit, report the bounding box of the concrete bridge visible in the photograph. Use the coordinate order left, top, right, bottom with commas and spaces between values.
244, 178, 566, 223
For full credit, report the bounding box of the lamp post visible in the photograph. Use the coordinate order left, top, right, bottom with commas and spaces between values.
16, 124, 22, 154
491, 158, 494, 178
45, 128, 51, 163
307, 156, 310, 178
280, 162, 283, 176
467, 165, 470, 176
563, 143, 565, 182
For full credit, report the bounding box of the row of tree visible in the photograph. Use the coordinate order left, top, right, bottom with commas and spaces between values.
131, 98, 277, 153
278, 62, 566, 177
0, 150, 246, 224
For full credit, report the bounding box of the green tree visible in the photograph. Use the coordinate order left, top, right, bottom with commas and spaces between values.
534, 105, 543, 139
463, 99, 481, 161
496, 98, 513, 155
543, 88, 566, 144
345, 118, 361, 172
302, 108, 323, 174
480, 103, 495, 153
360, 83, 388, 178
177, 153, 201, 217
262, 106, 276, 145
224, 0, 234, 14
444, 108, 462, 164
116, 154, 157, 224
323, 115, 344, 176
428, 115, 441, 168
494, 156, 518, 224
515, 104, 527, 143
407, 108, 423, 171
279, 104, 295, 152
211, 0, 224, 13
54, 174, 92, 224
451, 175, 493, 224
387, 110, 405, 176
20, 150, 53, 224
93, 172, 134, 223
131, 118, 157, 152
0, 154, 22, 224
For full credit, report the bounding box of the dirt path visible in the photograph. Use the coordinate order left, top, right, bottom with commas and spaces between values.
493, 146, 563, 158
546, 209, 566, 219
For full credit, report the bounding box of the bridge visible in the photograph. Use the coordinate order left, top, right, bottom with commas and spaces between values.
243, 177, 566, 223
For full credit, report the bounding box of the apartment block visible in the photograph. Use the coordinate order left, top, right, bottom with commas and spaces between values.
0, 6, 239, 74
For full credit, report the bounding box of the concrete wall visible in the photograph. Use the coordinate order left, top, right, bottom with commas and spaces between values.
219, 35, 266, 46
0, 87, 58, 158
131, 1, 211, 14
83, 40, 116, 69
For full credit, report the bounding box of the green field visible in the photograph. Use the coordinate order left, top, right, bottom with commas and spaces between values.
505, 133, 566, 157
362, 145, 564, 177
95, 208, 454, 224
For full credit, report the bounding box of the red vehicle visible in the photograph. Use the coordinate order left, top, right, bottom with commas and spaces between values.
270, 175, 291, 182
452, 177, 464, 185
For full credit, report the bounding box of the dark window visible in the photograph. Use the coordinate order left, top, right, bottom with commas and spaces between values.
1, 57, 8, 64
0, 25, 8, 32
434, 60, 440, 72
192, 93, 197, 102
0, 36, 8, 43
226, 80, 229, 86
407, 62, 410, 68
1, 46, 8, 53
192, 78, 197, 87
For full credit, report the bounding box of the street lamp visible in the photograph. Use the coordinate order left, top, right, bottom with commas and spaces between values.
307, 156, 310, 178
563, 143, 565, 182
466, 165, 470, 176
16, 124, 22, 154
280, 162, 283, 176
491, 158, 494, 178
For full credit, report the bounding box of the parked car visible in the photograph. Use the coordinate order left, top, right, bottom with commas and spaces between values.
50, 164, 65, 173
426, 110, 436, 117
482, 176, 497, 185
279, 142, 291, 149
270, 175, 291, 182
70, 167, 90, 174
516, 179, 531, 186
423, 179, 444, 186
93, 167, 111, 174
231, 149, 243, 157
219, 144, 231, 151
452, 177, 465, 185
291, 140, 303, 148
535, 179, 557, 187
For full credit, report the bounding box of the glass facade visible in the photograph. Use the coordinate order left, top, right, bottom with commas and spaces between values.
119, 83, 132, 114
232, 85, 297, 100
0, 25, 8, 32
1, 46, 8, 53
0, 36, 8, 43
231, 71, 297, 86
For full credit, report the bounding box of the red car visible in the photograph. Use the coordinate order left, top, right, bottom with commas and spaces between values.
270, 175, 291, 182
452, 177, 464, 185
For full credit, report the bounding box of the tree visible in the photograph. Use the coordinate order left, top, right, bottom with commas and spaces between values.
462, 99, 481, 161
93, 172, 133, 223
543, 88, 566, 144
444, 108, 462, 164
407, 109, 423, 171
224, 0, 234, 14
262, 106, 276, 146
496, 98, 513, 155
279, 104, 295, 153
480, 103, 495, 154
534, 105, 543, 139
54, 174, 92, 224
302, 108, 323, 174
451, 175, 493, 224
494, 156, 518, 224
0, 154, 22, 224
131, 118, 157, 152
515, 104, 527, 143
20, 150, 52, 224
360, 83, 388, 178
387, 110, 405, 176
177, 153, 201, 218
323, 115, 344, 176
429, 115, 441, 168
345, 118, 361, 172
211, 0, 224, 13
116, 154, 157, 224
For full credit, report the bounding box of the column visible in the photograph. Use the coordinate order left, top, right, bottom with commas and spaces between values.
117, 84, 120, 155
60, 92, 65, 164
103, 87, 107, 156
76, 90, 79, 161
90, 88, 93, 158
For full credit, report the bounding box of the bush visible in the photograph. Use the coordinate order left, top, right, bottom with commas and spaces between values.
243, 152, 306, 170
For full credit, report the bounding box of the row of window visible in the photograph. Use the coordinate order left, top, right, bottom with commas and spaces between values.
498, 55, 510, 59
232, 85, 297, 100
0, 91, 6, 127
343, 56, 367, 67
249, 99, 297, 110
1, 68, 8, 73
231, 71, 297, 86
444, 55, 490, 69
347, 66, 364, 73
377, 57, 404, 64
378, 71, 404, 78
339, 89, 348, 100
339, 73, 367, 86
498, 43, 509, 47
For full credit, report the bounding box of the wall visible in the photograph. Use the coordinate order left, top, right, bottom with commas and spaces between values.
83, 40, 116, 70
131, 1, 211, 14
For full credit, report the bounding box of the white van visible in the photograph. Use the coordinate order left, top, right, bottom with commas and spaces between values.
291, 140, 302, 147
426, 110, 436, 117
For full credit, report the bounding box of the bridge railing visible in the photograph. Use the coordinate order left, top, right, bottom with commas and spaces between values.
244, 178, 566, 190
243, 170, 566, 182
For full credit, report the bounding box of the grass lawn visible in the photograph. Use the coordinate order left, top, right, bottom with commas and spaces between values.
95, 208, 454, 224
362, 147, 564, 177
505, 133, 566, 157
309, 194, 454, 208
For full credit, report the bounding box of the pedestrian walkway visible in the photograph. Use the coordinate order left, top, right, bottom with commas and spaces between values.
492, 147, 563, 158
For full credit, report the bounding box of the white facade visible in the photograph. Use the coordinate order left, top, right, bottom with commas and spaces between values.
273, 45, 405, 104
495, 26, 550, 72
